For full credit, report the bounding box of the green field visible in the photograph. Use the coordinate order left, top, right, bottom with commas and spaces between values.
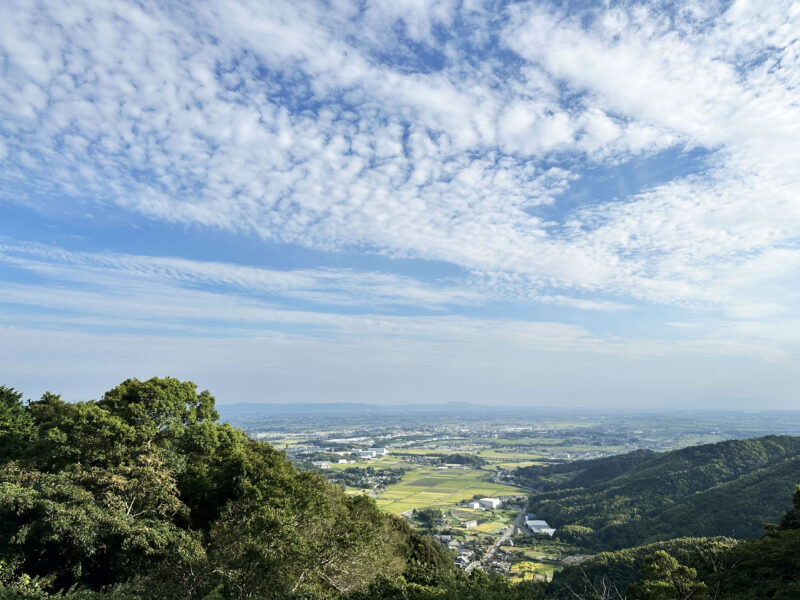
326, 455, 409, 470
374, 466, 527, 514
473, 519, 508, 534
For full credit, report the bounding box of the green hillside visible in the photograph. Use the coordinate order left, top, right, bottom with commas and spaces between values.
546, 536, 738, 599
548, 486, 800, 599
520, 436, 800, 549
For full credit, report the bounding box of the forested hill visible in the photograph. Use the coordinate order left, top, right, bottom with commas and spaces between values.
519, 435, 800, 549
547, 489, 800, 600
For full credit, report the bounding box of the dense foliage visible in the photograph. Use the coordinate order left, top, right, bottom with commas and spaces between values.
514, 450, 656, 493
440, 454, 488, 467
546, 537, 738, 599
548, 485, 800, 599
519, 437, 800, 549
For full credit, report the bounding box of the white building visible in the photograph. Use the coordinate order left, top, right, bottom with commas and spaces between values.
368, 447, 388, 456
463, 520, 478, 529
525, 519, 556, 536
479, 497, 502, 509
357, 450, 377, 459
466, 501, 481, 509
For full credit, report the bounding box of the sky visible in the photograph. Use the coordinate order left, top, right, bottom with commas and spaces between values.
0, 0, 799, 408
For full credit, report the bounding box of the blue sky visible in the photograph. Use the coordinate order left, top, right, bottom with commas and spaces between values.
1, 0, 799, 408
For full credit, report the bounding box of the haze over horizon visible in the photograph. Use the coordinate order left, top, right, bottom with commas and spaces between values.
1, 1, 799, 408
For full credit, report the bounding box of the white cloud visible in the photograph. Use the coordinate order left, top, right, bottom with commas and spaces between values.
0, 240, 793, 369
1, 1, 799, 405
0, 242, 484, 310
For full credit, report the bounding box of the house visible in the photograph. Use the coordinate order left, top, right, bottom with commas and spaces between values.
479, 497, 501, 509
466, 501, 481, 509
311, 461, 331, 468
338, 459, 348, 464
525, 519, 556, 536
463, 520, 478, 529
368, 447, 388, 456
492, 563, 509, 573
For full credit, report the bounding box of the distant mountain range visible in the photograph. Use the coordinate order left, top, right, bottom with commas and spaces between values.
217, 400, 489, 417
215, 400, 589, 418
216, 401, 800, 418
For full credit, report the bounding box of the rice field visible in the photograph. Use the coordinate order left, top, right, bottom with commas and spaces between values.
374, 466, 527, 514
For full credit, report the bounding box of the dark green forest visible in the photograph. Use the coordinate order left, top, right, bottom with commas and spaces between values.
518, 437, 800, 549
1, 379, 799, 599
548, 502, 800, 600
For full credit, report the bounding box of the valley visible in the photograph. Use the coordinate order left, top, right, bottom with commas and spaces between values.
222, 404, 800, 582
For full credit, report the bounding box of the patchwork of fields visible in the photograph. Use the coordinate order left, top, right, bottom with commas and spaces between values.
374, 466, 527, 514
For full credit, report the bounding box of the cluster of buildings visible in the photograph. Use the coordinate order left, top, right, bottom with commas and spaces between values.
310, 447, 389, 468
465, 497, 503, 509
524, 514, 556, 536
438, 536, 474, 567
354, 447, 388, 459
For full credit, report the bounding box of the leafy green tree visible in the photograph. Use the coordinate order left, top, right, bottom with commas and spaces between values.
0, 386, 33, 461
29, 395, 136, 470
413, 508, 443, 530
97, 378, 218, 449
625, 551, 708, 600
0, 381, 217, 595
779, 484, 800, 530
0, 463, 203, 593
207, 472, 406, 598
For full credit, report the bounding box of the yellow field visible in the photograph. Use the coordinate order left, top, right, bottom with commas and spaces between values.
509, 560, 557, 582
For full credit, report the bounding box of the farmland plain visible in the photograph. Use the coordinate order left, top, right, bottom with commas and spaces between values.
374, 466, 527, 514
222, 405, 800, 581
